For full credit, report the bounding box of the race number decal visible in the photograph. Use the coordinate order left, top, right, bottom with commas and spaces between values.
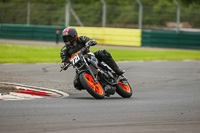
71, 54, 80, 65
69, 51, 81, 65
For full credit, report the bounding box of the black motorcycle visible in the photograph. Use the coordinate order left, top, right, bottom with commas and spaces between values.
60, 45, 132, 99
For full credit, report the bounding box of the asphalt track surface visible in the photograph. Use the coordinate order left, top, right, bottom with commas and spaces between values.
0, 61, 200, 133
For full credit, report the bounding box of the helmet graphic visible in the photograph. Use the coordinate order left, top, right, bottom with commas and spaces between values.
62, 27, 78, 46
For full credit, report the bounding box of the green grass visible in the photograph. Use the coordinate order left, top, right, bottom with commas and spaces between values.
0, 43, 200, 63
103, 49, 200, 61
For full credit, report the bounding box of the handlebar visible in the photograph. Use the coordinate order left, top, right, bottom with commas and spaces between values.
60, 63, 70, 72
81, 44, 90, 52
60, 45, 90, 72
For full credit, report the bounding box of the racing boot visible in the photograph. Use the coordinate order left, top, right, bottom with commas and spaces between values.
73, 74, 84, 90
104, 58, 125, 76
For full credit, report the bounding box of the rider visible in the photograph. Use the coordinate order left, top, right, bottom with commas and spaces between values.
60, 27, 125, 90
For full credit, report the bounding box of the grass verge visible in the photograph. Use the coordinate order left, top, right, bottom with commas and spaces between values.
0, 43, 200, 63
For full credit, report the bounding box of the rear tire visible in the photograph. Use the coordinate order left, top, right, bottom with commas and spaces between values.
116, 80, 132, 98
79, 72, 105, 99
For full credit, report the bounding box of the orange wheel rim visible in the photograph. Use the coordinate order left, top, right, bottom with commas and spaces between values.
85, 74, 103, 95
118, 80, 131, 92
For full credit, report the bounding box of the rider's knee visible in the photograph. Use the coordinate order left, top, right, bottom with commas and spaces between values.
94, 49, 112, 60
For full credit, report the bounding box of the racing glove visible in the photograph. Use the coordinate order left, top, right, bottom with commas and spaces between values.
85, 39, 97, 46
60, 62, 68, 71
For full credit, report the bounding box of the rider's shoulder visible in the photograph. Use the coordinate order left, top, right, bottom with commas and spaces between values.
78, 36, 91, 42
61, 45, 68, 51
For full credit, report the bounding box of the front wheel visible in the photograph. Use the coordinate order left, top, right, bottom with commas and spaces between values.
79, 72, 105, 99
116, 78, 132, 98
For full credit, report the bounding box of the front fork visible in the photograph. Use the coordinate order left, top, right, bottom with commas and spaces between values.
83, 58, 99, 84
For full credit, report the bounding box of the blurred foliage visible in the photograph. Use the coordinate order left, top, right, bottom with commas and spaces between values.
0, 0, 200, 28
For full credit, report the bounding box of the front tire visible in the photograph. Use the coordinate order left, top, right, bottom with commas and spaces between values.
79, 72, 105, 99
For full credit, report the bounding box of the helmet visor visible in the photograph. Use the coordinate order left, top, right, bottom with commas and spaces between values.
62, 35, 74, 42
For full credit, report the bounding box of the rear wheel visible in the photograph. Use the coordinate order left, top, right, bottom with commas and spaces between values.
79, 72, 105, 99
116, 79, 132, 98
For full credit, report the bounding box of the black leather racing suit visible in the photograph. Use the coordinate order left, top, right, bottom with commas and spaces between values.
60, 36, 123, 90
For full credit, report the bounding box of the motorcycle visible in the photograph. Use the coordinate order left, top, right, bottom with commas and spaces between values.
60, 45, 132, 99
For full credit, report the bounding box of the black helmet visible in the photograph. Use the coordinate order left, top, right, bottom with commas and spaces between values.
62, 27, 78, 46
